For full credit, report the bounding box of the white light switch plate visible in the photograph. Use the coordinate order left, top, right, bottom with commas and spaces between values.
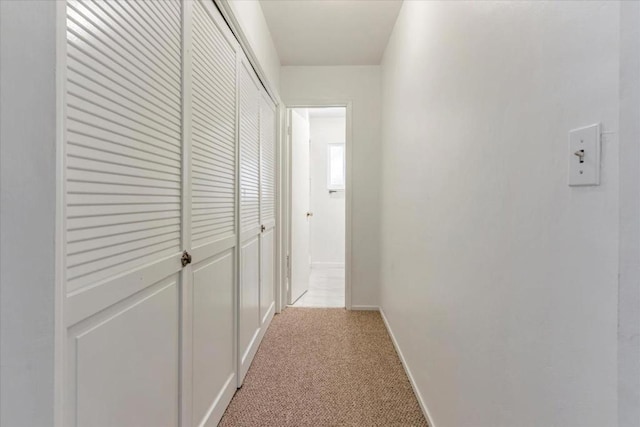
568, 124, 600, 186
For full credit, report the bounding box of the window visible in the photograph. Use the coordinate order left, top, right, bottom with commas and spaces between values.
327, 143, 345, 190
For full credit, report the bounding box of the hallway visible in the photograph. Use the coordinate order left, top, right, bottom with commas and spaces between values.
291, 268, 345, 308
219, 309, 427, 426
2, 1, 639, 426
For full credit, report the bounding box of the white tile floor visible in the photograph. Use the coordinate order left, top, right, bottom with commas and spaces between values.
291, 267, 345, 308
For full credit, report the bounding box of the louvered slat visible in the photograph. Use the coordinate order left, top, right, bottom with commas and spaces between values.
239, 62, 261, 232
260, 95, 276, 223
65, 0, 182, 292
190, 0, 237, 248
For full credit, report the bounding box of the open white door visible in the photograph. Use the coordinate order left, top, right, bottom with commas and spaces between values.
290, 109, 311, 304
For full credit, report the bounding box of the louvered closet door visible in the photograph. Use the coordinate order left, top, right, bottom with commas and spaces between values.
188, 1, 238, 425
238, 57, 263, 384
259, 91, 277, 328
63, 1, 183, 426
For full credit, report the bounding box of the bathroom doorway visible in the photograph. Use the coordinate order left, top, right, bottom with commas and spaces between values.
288, 107, 347, 308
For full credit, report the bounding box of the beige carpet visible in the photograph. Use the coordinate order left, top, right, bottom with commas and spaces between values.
219, 308, 428, 427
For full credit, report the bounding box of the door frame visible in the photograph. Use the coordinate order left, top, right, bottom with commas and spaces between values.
282, 101, 353, 310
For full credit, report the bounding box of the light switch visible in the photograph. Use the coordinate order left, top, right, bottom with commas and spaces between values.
568, 124, 600, 186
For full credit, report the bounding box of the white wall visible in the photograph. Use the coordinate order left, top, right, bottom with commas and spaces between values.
281, 66, 381, 307
379, 2, 620, 426
618, 2, 640, 426
226, 0, 281, 95
0, 1, 57, 426
309, 115, 346, 267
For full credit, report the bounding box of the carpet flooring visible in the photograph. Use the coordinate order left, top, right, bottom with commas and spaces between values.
219, 308, 428, 427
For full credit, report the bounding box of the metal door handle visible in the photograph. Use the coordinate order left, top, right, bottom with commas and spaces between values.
306, 212, 313, 218
261, 224, 266, 233
181, 250, 192, 267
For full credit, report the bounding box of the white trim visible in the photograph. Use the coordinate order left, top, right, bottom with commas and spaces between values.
285, 109, 293, 307
284, 101, 353, 310
214, 0, 280, 105
275, 103, 284, 314
345, 103, 353, 310
326, 142, 346, 191
54, 1, 67, 426
350, 305, 379, 311
234, 45, 243, 390
311, 262, 345, 269
379, 308, 437, 427
179, 2, 194, 425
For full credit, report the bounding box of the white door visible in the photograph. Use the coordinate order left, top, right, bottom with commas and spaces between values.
63, 1, 184, 425
62, 1, 240, 426
188, 1, 239, 425
237, 56, 278, 385
290, 109, 311, 304
259, 92, 277, 327
238, 57, 263, 384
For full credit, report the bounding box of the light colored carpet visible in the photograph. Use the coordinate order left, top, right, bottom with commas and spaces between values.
219, 308, 428, 427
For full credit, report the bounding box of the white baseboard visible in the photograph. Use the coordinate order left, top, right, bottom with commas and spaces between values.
379, 308, 436, 427
350, 305, 379, 311
311, 262, 345, 269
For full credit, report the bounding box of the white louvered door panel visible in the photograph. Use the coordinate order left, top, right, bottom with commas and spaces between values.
238, 58, 263, 385
65, 0, 183, 291
189, 1, 238, 426
239, 61, 261, 238
63, 1, 183, 426
260, 93, 276, 226
259, 91, 276, 328
191, 0, 236, 248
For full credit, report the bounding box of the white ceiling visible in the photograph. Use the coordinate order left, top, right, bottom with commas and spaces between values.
259, 0, 403, 66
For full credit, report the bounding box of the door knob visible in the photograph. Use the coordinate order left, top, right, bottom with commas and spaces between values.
181, 250, 192, 267
261, 224, 266, 233
306, 212, 313, 218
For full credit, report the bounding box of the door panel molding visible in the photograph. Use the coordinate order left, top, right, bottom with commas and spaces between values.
65, 276, 180, 427
65, 253, 182, 327
192, 249, 236, 427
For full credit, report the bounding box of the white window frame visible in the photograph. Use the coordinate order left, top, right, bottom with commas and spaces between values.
327, 142, 346, 191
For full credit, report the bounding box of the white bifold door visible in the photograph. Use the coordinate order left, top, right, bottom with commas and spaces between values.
60, 1, 276, 426
237, 56, 277, 385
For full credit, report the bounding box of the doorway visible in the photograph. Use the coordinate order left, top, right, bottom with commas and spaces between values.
288, 107, 348, 308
